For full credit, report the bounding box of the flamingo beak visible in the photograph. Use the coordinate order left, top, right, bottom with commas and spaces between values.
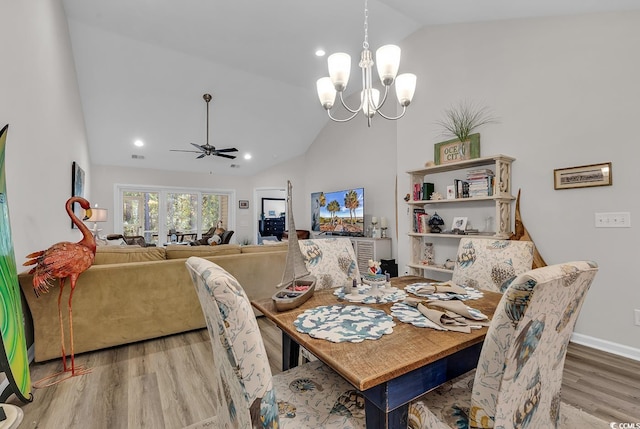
84, 208, 92, 221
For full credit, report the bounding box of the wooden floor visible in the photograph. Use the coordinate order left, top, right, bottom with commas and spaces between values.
10, 320, 640, 428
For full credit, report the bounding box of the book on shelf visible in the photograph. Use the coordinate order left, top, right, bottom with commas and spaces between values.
422, 182, 434, 200
413, 183, 421, 201
412, 208, 425, 232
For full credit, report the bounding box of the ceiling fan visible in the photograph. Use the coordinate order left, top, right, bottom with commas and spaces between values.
170, 93, 238, 159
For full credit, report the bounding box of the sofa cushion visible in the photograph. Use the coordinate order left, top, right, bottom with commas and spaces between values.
240, 243, 288, 253
165, 244, 241, 259
94, 246, 167, 265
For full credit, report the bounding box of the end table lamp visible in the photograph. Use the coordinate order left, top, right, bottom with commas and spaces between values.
86, 206, 107, 239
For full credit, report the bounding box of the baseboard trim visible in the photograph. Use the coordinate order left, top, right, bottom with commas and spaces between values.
571, 333, 640, 361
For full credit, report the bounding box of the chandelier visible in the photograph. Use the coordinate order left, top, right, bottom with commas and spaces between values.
316, 0, 417, 127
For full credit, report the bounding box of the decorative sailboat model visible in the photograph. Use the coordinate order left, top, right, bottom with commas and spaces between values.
272, 180, 316, 311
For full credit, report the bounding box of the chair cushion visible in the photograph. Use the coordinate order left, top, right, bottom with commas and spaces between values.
273, 359, 365, 428
298, 238, 360, 289
451, 238, 534, 292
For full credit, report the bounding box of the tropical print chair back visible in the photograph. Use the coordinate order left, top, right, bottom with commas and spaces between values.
470, 261, 598, 428
298, 238, 360, 289
185, 256, 279, 428
452, 238, 534, 293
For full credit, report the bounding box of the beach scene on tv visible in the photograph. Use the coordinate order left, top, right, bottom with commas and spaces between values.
311, 188, 364, 235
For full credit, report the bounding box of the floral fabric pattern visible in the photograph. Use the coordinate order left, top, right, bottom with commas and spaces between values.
451, 238, 534, 293
298, 238, 360, 289
185, 257, 365, 429
409, 261, 598, 429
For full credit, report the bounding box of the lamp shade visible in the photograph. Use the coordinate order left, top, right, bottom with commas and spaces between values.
328, 53, 351, 92
87, 208, 107, 222
316, 77, 336, 109
376, 45, 401, 85
395, 73, 417, 107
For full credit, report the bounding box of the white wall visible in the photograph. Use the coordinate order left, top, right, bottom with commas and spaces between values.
0, 0, 91, 267
396, 12, 640, 356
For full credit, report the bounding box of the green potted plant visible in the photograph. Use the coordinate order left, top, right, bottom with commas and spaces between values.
436, 101, 498, 143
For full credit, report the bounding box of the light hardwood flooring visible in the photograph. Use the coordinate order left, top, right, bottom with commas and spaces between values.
10, 320, 640, 428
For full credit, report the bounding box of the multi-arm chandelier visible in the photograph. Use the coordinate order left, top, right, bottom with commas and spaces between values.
316, 0, 417, 127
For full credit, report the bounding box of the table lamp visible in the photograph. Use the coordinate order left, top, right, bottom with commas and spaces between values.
86, 206, 108, 239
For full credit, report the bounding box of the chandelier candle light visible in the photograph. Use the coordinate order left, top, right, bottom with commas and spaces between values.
316, 0, 417, 126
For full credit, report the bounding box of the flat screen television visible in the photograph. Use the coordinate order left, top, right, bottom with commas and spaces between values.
311, 187, 364, 236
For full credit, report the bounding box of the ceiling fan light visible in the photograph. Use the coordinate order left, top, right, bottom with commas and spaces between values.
328, 53, 351, 92
395, 73, 417, 107
317, 77, 336, 110
376, 45, 401, 86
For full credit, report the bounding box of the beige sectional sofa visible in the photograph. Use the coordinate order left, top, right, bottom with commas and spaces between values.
18, 243, 288, 362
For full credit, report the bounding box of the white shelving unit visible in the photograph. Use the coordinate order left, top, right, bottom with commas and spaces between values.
406, 154, 515, 277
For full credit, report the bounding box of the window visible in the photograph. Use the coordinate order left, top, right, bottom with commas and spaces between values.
116, 185, 234, 245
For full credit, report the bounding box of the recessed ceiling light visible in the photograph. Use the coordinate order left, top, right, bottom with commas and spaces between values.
244, 153, 252, 160
315, 49, 326, 57
134, 139, 144, 147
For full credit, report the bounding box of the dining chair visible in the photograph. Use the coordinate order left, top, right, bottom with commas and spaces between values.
298, 238, 361, 290
451, 238, 535, 293
185, 256, 365, 429
408, 260, 598, 429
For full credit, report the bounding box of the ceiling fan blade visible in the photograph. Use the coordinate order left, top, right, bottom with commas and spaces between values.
170, 149, 204, 153
215, 153, 236, 159
191, 143, 206, 151
215, 147, 238, 153
196, 153, 206, 159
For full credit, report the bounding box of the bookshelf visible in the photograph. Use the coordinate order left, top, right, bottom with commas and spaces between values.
406, 154, 515, 277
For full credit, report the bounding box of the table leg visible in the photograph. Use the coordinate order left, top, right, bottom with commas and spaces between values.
281, 332, 300, 371
364, 400, 408, 429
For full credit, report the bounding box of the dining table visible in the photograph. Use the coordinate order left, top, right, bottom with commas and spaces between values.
251, 275, 503, 429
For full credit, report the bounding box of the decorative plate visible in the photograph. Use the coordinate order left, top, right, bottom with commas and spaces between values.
293, 305, 395, 342
404, 282, 483, 300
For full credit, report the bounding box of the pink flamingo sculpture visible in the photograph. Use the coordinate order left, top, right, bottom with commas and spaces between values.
23, 197, 96, 387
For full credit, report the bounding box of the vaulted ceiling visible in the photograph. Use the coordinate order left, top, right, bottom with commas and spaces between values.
62, 0, 640, 176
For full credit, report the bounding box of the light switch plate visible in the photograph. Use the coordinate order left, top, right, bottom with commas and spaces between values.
594, 212, 631, 228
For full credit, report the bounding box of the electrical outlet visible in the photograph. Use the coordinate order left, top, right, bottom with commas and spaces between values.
594, 212, 631, 228
635, 309, 640, 326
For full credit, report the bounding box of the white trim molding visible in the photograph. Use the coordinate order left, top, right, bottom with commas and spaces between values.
571, 333, 640, 362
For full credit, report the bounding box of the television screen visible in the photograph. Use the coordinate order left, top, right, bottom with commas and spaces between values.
311, 188, 364, 236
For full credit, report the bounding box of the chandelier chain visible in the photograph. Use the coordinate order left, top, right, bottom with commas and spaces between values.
363, 0, 369, 50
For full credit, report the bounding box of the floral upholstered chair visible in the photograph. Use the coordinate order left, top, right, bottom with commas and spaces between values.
451, 238, 534, 293
408, 261, 598, 429
298, 238, 360, 290
185, 256, 365, 429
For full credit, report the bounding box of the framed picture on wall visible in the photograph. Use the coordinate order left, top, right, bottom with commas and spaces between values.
239, 200, 249, 209
71, 161, 85, 229
553, 162, 612, 190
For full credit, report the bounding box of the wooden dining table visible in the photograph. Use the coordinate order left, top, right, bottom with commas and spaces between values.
251, 275, 502, 429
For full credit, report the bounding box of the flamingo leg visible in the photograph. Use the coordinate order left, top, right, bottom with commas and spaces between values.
33, 276, 91, 389
68, 279, 77, 375
66, 275, 91, 378
57, 278, 68, 372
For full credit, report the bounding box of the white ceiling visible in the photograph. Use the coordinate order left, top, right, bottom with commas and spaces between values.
62, 0, 640, 176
